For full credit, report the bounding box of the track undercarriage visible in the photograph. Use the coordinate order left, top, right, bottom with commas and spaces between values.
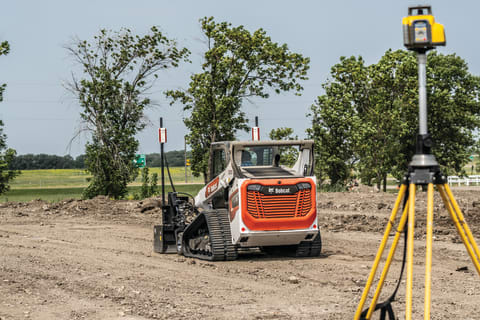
181, 209, 238, 261
154, 198, 322, 261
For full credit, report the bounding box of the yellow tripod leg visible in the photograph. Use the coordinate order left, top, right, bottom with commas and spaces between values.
424, 183, 434, 320
444, 184, 480, 267
438, 185, 480, 277
406, 184, 416, 320
366, 202, 409, 319
354, 184, 407, 320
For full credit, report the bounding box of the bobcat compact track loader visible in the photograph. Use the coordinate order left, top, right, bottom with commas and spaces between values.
153, 140, 321, 261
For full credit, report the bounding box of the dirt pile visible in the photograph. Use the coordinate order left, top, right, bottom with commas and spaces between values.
1, 189, 478, 238
0, 196, 165, 226
317, 189, 480, 240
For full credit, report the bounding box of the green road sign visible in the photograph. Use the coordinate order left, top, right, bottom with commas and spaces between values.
134, 154, 146, 168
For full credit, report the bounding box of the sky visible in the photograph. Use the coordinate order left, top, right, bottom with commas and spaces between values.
0, 0, 479, 156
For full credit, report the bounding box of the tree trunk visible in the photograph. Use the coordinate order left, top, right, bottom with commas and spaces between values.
383, 175, 387, 192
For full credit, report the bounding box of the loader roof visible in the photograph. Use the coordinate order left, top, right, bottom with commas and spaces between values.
212, 139, 314, 148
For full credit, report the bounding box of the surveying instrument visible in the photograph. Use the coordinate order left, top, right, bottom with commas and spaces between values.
354, 6, 480, 320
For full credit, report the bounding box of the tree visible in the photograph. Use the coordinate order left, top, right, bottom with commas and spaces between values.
309, 49, 480, 190
268, 127, 298, 167
9, 154, 85, 170
145, 151, 191, 167
134, 167, 159, 200
354, 50, 416, 191
66, 28, 189, 199
0, 40, 20, 194
167, 17, 310, 183
307, 56, 366, 186
74, 154, 86, 169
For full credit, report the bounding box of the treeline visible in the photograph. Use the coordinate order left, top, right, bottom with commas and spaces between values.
146, 150, 191, 167
9, 154, 86, 170
9, 151, 190, 170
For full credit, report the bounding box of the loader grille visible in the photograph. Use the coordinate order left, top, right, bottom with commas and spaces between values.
246, 186, 312, 219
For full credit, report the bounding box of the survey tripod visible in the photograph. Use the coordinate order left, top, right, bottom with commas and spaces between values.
354, 6, 480, 320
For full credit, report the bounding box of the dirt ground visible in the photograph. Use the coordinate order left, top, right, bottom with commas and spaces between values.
1, 187, 480, 320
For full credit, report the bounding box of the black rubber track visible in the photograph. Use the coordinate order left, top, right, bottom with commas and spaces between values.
182, 209, 238, 261
295, 231, 322, 257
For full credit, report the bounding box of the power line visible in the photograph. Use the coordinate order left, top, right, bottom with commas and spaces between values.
3, 100, 64, 103
3, 117, 77, 121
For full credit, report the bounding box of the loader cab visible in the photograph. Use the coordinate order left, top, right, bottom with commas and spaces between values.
231, 140, 314, 178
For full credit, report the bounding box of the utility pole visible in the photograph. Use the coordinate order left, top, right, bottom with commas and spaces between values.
160, 117, 165, 205
184, 135, 187, 183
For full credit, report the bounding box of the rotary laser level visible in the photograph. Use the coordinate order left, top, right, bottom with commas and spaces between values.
402, 6, 445, 50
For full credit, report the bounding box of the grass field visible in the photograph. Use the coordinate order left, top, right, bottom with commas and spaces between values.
10, 167, 203, 189
1, 185, 204, 203
4, 160, 478, 203
3, 167, 204, 202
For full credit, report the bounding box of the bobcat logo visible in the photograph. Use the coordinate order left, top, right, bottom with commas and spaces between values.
268, 187, 290, 194
205, 177, 220, 197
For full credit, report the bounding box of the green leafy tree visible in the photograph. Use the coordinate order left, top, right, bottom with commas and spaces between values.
146, 150, 191, 167
150, 172, 158, 196
307, 56, 365, 186
414, 51, 480, 176
135, 167, 159, 199
309, 49, 480, 190
140, 167, 150, 199
9, 154, 78, 169
268, 127, 298, 167
66, 28, 189, 199
354, 50, 416, 191
0, 41, 20, 194
167, 17, 310, 182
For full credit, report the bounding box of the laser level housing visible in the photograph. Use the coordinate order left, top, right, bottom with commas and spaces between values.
403, 6, 445, 50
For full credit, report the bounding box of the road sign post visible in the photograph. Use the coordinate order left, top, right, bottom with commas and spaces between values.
252, 116, 260, 141
159, 118, 166, 205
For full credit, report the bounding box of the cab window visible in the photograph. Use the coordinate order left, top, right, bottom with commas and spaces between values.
212, 149, 226, 178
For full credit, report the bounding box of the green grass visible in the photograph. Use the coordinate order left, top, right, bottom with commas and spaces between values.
11, 169, 91, 189
1, 184, 204, 203
1, 187, 86, 202
133, 167, 204, 185
5, 167, 205, 202
10, 167, 203, 189
128, 184, 204, 199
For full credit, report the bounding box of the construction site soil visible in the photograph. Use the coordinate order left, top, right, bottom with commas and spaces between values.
1, 187, 480, 319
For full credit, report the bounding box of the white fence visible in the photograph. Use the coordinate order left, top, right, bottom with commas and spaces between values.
448, 175, 480, 186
